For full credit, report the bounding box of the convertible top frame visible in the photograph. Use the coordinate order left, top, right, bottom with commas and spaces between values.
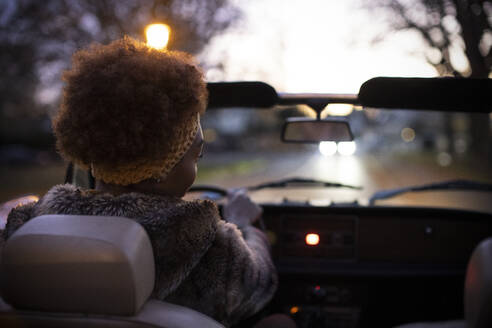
207, 78, 492, 113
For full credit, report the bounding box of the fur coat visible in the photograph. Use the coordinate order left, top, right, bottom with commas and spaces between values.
2, 184, 278, 327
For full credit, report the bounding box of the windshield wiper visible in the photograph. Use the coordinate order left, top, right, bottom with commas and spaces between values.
188, 178, 361, 198
248, 177, 362, 191
369, 179, 492, 205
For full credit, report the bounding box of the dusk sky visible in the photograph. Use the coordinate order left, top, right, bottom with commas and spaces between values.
201, 0, 442, 93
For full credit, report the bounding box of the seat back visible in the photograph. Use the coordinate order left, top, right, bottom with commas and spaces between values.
465, 237, 492, 328
0, 214, 224, 328
1, 215, 155, 316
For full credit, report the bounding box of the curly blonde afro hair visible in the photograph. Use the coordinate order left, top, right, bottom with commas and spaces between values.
53, 36, 207, 185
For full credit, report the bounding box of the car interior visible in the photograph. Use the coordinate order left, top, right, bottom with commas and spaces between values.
0, 77, 491, 328
0, 214, 224, 328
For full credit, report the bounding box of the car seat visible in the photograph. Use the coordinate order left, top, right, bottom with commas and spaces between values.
0, 214, 225, 328
394, 237, 492, 328
464, 237, 492, 328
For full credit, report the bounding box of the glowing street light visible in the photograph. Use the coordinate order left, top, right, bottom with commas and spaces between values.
145, 23, 171, 50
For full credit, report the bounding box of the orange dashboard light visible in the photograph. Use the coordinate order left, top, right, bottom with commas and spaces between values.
290, 306, 300, 314
305, 233, 320, 246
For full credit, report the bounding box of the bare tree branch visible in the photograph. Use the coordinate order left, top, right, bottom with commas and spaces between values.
0, 0, 242, 118
361, 0, 491, 77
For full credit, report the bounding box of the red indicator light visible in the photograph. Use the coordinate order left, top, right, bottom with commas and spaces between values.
290, 306, 299, 314
305, 233, 320, 246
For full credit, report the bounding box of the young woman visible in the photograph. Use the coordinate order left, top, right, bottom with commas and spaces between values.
2, 37, 292, 327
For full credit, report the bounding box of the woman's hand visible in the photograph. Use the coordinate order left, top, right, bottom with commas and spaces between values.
223, 189, 262, 228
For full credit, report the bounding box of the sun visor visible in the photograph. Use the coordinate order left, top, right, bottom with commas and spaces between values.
358, 77, 492, 113
207, 82, 278, 109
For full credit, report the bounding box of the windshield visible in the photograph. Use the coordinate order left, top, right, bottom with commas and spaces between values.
195, 106, 492, 213
1, 1, 491, 215
1, 98, 491, 214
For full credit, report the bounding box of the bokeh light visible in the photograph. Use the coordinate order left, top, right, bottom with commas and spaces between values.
290, 306, 300, 314
437, 152, 452, 167
305, 233, 320, 246
401, 127, 416, 142
337, 141, 357, 156
145, 23, 170, 50
319, 141, 337, 156
323, 103, 354, 117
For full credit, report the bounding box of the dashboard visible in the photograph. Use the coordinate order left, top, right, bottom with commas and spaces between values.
259, 205, 492, 328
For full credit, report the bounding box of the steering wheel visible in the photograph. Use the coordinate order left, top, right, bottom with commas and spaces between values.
187, 185, 266, 231
188, 185, 228, 200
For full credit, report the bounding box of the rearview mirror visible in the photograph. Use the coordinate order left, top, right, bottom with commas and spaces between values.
282, 118, 353, 143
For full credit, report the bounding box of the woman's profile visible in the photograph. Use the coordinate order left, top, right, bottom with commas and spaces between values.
1, 36, 294, 327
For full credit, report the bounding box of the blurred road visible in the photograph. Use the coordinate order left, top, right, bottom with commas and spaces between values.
196, 151, 492, 213
2, 150, 491, 214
